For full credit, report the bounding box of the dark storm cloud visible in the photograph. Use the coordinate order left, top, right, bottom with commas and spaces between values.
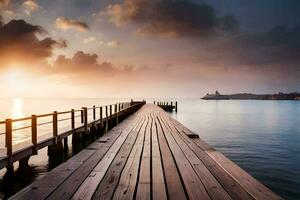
52, 51, 115, 74
105, 0, 238, 37
0, 19, 66, 66
233, 25, 300, 66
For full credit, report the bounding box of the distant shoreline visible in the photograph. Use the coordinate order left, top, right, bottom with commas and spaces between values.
202, 92, 300, 100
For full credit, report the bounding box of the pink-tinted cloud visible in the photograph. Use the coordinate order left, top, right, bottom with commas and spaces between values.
55, 17, 89, 32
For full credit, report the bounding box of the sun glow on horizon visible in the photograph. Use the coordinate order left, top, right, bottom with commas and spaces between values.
1, 68, 32, 98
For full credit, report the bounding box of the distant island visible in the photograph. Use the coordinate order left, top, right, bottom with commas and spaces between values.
202, 91, 300, 100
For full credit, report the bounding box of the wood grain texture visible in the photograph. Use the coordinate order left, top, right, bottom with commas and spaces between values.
11, 104, 281, 200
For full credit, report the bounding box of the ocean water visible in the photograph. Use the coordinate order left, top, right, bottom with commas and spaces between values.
0, 98, 299, 199
171, 99, 300, 200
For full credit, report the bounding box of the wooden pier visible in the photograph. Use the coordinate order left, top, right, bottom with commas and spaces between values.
10, 104, 281, 200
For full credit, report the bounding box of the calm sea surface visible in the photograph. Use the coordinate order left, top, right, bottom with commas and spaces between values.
0, 98, 299, 199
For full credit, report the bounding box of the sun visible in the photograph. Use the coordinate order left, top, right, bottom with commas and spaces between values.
2, 68, 31, 97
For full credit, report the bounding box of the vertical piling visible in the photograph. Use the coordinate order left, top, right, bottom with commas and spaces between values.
82, 107, 88, 134
93, 105, 96, 120
109, 105, 112, 128
31, 115, 37, 155
105, 106, 108, 132
71, 109, 76, 144
5, 119, 13, 172
53, 111, 58, 143
5, 119, 12, 156
100, 107, 103, 127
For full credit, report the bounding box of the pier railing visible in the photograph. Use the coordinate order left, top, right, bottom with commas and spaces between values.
153, 101, 178, 112
0, 101, 145, 170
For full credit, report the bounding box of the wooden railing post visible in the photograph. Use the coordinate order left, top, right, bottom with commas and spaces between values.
81, 109, 84, 123
105, 106, 109, 131
115, 103, 118, 125
100, 107, 103, 127
109, 105, 112, 119
5, 119, 12, 156
31, 115, 37, 154
118, 103, 121, 112
82, 107, 88, 133
175, 101, 178, 112
53, 111, 58, 143
105, 106, 108, 118
93, 105, 96, 120
71, 109, 75, 130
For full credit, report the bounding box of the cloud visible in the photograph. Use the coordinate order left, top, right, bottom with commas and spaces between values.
107, 40, 120, 47
83, 36, 96, 44
103, 0, 237, 38
0, 0, 10, 8
51, 51, 116, 78
2, 9, 16, 19
23, 0, 40, 15
228, 25, 300, 66
55, 17, 89, 32
0, 19, 66, 68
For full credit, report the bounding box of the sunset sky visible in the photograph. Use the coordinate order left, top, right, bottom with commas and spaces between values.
0, 0, 300, 98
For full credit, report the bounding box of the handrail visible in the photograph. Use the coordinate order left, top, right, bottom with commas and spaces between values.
11, 117, 32, 123
0, 100, 146, 161
1, 102, 130, 125
0, 101, 137, 147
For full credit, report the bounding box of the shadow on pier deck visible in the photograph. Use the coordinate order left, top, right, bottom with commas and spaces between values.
10, 104, 282, 200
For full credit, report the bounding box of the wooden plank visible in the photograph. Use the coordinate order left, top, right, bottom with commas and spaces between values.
73, 116, 144, 200
170, 118, 215, 151
10, 119, 131, 200
10, 149, 96, 200
10, 104, 281, 200
46, 114, 142, 200
157, 114, 211, 200
23, 118, 131, 200
91, 116, 146, 200
135, 114, 152, 200
155, 116, 187, 200
208, 151, 283, 200
166, 114, 255, 200
159, 115, 232, 200
151, 114, 167, 200
112, 113, 148, 200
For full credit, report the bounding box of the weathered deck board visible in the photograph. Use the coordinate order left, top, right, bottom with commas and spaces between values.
157, 115, 211, 200
151, 114, 167, 200
46, 116, 141, 200
135, 114, 152, 200
10, 114, 137, 200
112, 115, 148, 200
72, 116, 144, 200
169, 116, 282, 200
168, 118, 254, 200
10, 104, 282, 200
159, 115, 232, 200
91, 116, 145, 199
155, 116, 187, 200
